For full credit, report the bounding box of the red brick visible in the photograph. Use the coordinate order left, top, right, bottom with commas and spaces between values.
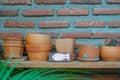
1, 0, 31, 5
70, 0, 101, 4
75, 20, 106, 27
39, 21, 70, 28
57, 8, 88, 16
0, 32, 24, 39
109, 20, 120, 28
93, 8, 120, 15
61, 32, 92, 38
91, 74, 119, 80
107, 0, 120, 4
0, 10, 18, 16
4, 21, 34, 28
23, 9, 53, 16
35, 0, 65, 4
92, 32, 120, 38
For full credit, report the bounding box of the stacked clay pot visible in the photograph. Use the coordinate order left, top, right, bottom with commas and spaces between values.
2, 38, 24, 59
55, 38, 76, 61
101, 46, 120, 62
26, 33, 52, 61
78, 44, 100, 62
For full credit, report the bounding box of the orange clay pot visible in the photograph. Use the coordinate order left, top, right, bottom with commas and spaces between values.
26, 44, 51, 61
55, 38, 75, 54
27, 51, 50, 61
26, 44, 52, 52
71, 56, 76, 61
78, 44, 100, 58
26, 33, 51, 45
3, 38, 24, 45
101, 46, 120, 62
2, 44, 24, 59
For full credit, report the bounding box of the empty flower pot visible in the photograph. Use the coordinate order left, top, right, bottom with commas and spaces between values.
71, 56, 76, 61
27, 51, 50, 61
3, 38, 24, 45
26, 33, 51, 45
55, 38, 75, 54
78, 44, 100, 62
26, 44, 52, 61
2, 44, 24, 59
101, 46, 120, 62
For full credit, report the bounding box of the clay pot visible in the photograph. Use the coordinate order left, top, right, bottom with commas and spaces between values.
78, 44, 100, 58
26, 44, 52, 61
26, 44, 52, 52
26, 33, 51, 45
27, 51, 50, 61
70, 54, 77, 61
101, 46, 120, 62
55, 38, 75, 54
2, 44, 24, 59
3, 38, 24, 45
71, 57, 76, 61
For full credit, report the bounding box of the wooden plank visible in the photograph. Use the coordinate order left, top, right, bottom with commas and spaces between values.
7, 61, 120, 69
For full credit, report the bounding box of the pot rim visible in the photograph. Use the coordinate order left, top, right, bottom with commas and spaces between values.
3, 38, 25, 41
79, 44, 100, 46
2, 44, 24, 47
101, 46, 120, 48
27, 33, 51, 36
56, 38, 74, 40
26, 44, 52, 47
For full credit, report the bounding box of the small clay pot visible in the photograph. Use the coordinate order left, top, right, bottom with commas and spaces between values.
26, 44, 51, 61
26, 33, 51, 45
78, 44, 100, 58
2, 44, 24, 59
26, 44, 52, 52
3, 38, 24, 45
71, 56, 76, 61
55, 38, 75, 54
101, 46, 120, 62
27, 51, 50, 61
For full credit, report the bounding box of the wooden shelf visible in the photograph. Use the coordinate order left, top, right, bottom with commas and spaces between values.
7, 61, 120, 69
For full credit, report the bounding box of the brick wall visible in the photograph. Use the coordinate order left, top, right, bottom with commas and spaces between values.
0, 0, 120, 79
0, 0, 120, 44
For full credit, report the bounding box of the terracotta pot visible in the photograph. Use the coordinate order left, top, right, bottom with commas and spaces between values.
78, 44, 100, 58
71, 53, 77, 57
101, 46, 120, 49
27, 51, 50, 61
2, 44, 24, 59
26, 44, 52, 52
26, 33, 51, 45
55, 38, 75, 54
26, 44, 51, 61
101, 46, 120, 62
77, 57, 100, 62
71, 56, 76, 61
3, 38, 24, 45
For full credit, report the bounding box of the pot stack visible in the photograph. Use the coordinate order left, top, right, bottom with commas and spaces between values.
26, 33, 52, 61
2, 38, 24, 59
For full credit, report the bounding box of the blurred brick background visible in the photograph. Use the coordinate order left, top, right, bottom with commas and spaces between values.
0, 0, 120, 79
